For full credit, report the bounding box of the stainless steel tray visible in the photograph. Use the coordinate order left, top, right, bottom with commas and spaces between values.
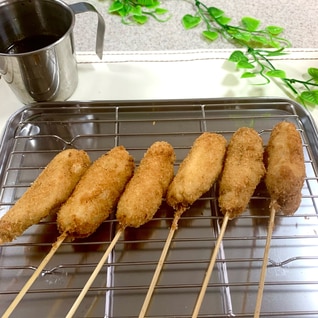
1, 97, 318, 318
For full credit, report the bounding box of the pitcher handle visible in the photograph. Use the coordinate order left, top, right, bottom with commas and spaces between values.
70, 2, 105, 59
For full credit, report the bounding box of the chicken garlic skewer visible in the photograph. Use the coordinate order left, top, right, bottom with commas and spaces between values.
116, 141, 176, 229
139, 132, 227, 318
254, 122, 305, 318
66, 141, 176, 318
192, 127, 265, 318
3, 146, 134, 318
57, 145, 134, 239
1, 149, 91, 318
167, 132, 227, 227
0, 149, 91, 244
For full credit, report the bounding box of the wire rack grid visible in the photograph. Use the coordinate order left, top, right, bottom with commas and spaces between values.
0, 98, 318, 318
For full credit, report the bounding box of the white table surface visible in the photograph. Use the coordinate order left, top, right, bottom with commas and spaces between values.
1, 49, 318, 136
1, 0, 318, 133
67, 0, 318, 52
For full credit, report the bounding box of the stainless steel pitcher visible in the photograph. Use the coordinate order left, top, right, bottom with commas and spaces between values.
0, 0, 105, 104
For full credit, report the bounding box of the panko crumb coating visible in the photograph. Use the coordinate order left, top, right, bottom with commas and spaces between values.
265, 122, 305, 215
0, 149, 91, 244
166, 132, 227, 212
57, 146, 134, 239
116, 141, 176, 228
218, 127, 265, 219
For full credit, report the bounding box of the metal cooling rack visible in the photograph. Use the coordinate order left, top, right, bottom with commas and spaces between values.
0, 97, 318, 318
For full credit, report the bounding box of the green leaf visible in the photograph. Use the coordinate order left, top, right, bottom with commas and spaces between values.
250, 35, 269, 45
137, 0, 159, 7
308, 67, 318, 80
117, 6, 130, 17
208, 7, 231, 24
202, 30, 219, 41
108, 1, 124, 13
207, 7, 224, 19
109, 0, 170, 24
241, 16, 260, 31
130, 5, 143, 16
300, 90, 318, 105
228, 50, 247, 63
216, 15, 231, 25
241, 72, 257, 78
155, 7, 169, 15
266, 25, 284, 36
266, 69, 286, 78
182, 14, 201, 29
232, 31, 251, 42
237, 61, 255, 69
267, 40, 282, 49
207, 6, 231, 24
133, 14, 148, 24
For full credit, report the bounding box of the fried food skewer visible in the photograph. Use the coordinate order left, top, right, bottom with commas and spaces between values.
192, 127, 265, 318
2, 149, 91, 318
254, 122, 305, 318
167, 132, 227, 226
116, 141, 176, 228
218, 128, 266, 220
66, 141, 176, 318
264, 122, 306, 216
57, 145, 135, 239
3, 146, 134, 318
0, 149, 91, 244
138, 132, 227, 318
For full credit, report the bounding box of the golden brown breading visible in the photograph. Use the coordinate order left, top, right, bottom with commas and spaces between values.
218, 127, 265, 219
0, 149, 91, 244
166, 132, 227, 211
116, 141, 176, 228
57, 146, 134, 239
265, 122, 305, 215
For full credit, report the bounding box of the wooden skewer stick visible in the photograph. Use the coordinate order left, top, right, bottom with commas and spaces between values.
138, 210, 183, 318
65, 228, 123, 318
2, 232, 68, 318
254, 204, 276, 318
192, 213, 229, 318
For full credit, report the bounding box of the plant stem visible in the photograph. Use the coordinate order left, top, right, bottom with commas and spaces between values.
191, 0, 318, 105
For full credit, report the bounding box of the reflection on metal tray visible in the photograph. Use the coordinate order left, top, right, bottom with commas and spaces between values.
0, 97, 318, 318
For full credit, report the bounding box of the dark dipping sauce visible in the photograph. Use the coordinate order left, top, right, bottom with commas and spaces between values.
5, 34, 59, 54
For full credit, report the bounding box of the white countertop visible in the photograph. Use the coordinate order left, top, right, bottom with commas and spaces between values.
68, 0, 318, 52
1, 0, 318, 134
1, 49, 318, 133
